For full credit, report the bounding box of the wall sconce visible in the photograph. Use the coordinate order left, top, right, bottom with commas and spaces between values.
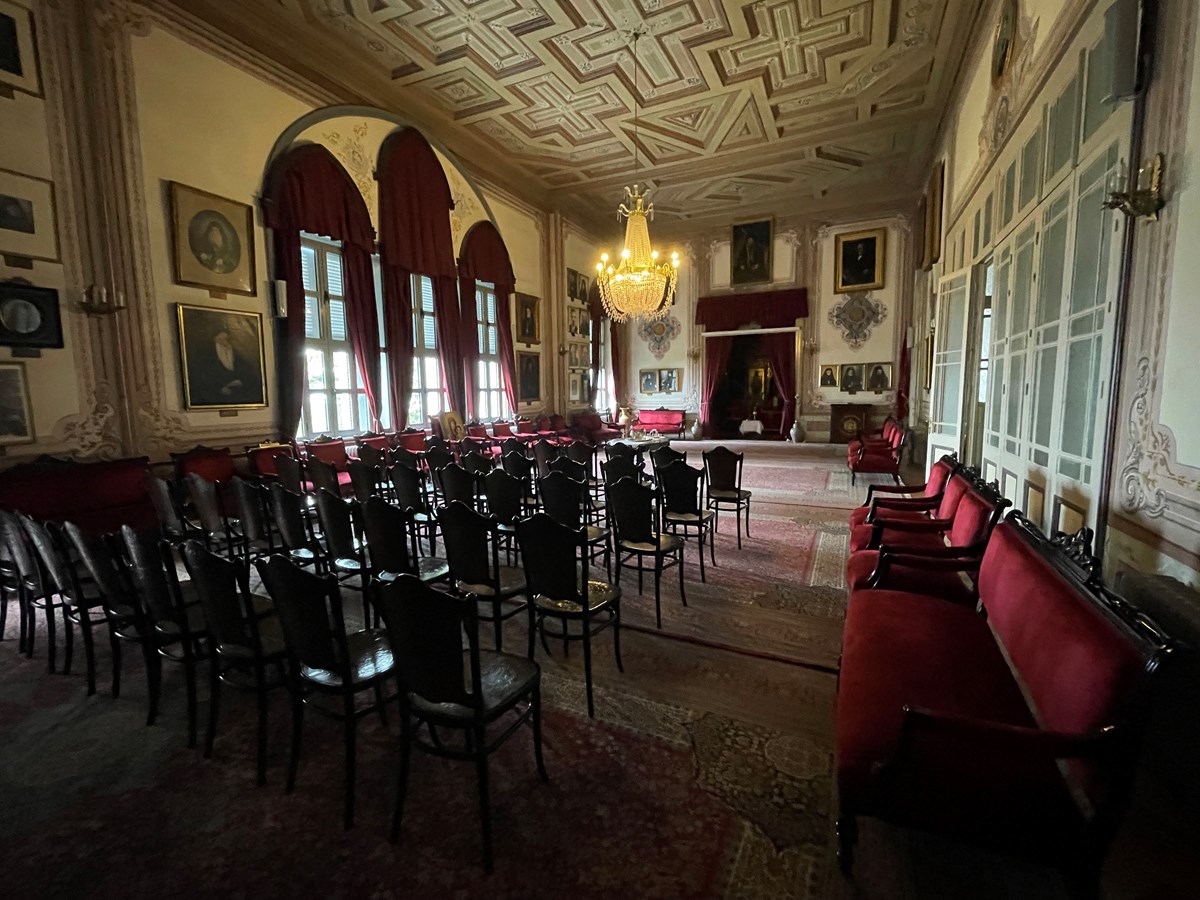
557, 343, 568, 357
1104, 153, 1166, 220
79, 284, 127, 316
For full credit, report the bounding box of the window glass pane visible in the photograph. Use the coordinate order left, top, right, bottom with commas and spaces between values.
1000, 163, 1016, 224
422, 314, 437, 349
332, 351, 353, 390
427, 391, 442, 417
357, 393, 369, 428
1031, 346, 1058, 448
419, 276, 434, 313
308, 393, 329, 434
1012, 225, 1036, 333
301, 246, 318, 292
476, 291, 483, 321
489, 361, 500, 385
1046, 77, 1079, 178
487, 291, 496, 323
1037, 197, 1070, 327
487, 325, 497, 355
305, 296, 321, 339
1082, 31, 1115, 143
326, 251, 344, 297
335, 392, 354, 431
411, 356, 423, 389
1019, 129, 1043, 208
424, 356, 440, 387
993, 249, 1011, 341
1061, 336, 1100, 459
330, 300, 347, 342
1006, 353, 1025, 440
306, 348, 327, 390
378, 354, 391, 430
478, 323, 486, 354
408, 393, 422, 426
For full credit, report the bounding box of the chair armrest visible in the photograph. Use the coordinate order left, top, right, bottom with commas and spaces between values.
896, 706, 1116, 759
863, 481, 928, 506
871, 517, 952, 533
865, 496, 939, 521
867, 548, 982, 592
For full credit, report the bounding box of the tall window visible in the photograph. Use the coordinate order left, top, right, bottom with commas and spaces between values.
409, 274, 446, 426
594, 321, 614, 413
475, 281, 510, 420
299, 234, 382, 438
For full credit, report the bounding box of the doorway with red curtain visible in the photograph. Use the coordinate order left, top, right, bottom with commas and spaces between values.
702, 330, 797, 439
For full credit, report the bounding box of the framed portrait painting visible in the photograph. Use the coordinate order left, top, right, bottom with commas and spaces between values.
730, 218, 772, 286
0, 168, 58, 263
867, 362, 892, 391
834, 228, 886, 293
0, 281, 62, 348
517, 351, 540, 402
658, 368, 681, 393
169, 182, 257, 296
569, 371, 582, 403
639, 369, 659, 393
0, 0, 40, 97
176, 304, 267, 410
0, 360, 33, 445
514, 292, 540, 345
818, 365, 839, 388
839, 363, 864, 394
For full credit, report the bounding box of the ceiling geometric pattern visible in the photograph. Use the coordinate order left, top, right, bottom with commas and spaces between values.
176, 0, 981, 230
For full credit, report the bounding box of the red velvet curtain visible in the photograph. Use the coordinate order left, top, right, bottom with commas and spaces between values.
377, 128, 457, 424
610, 319, 629, 409
434, 275, 468, 415
762, 331, 797, 438
588, 282, 604, 408
896, 341, 911, 421
695, 288, 807, 330
701, 336, 735, 435
264, 144, 378, 436
458, 221, 517, 416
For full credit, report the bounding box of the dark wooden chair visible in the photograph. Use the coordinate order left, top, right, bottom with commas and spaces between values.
482, 468, 535, 563
254, 555, 395, 828
606, 476, 686, 629
372, 573, 546, 870
498, 437, 526, 460
532, 439, 559, 480
183, 541, 286, 785
658, 460, 715, 582
229, 476, 276, 560
649, 445, 686, 477
602, 456, 650, 489
1, 510, 47, 663
703, 446, 752, 548
604, 441, 638, 464
314, 490, 368, 620
275, 453, 307, 495
185, 472, 239, 555
388, 463, 438, 556
308, 457, 346, 499
517, 513, 621, 717
437, 463, 479, 510
346, 459, 382, 502
360, 496, 449, 585
145, 473, 190, 544
539, 470, 611, 580
437, 501, 528, 652
355, 442, 389, 470
269, 483, 324, 572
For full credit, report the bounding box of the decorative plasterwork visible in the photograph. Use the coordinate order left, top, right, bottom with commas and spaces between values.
637, 314, 682, 360
828, 291, 886, 350
977, 10, 1038, 157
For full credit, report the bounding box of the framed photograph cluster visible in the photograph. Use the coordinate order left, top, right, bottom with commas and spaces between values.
566, 307, 591, 405
639, 367, 683, 394
829, 361, 893, 395
566, 267, 591, 304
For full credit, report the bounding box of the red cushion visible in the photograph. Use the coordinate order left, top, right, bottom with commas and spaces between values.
248, 445, 294, 477
515, 420, 535, 434
845, 550, 976, 604
947, 489, 994, 547
396, 432, 426, 452
0, 457, 152, 532
306, 440, 349, 469
935, 474, 971, 519
926, 458, 955, 496
467, 425, 490, 439
492, 422, 514, 437
174, 447, 235, 483
849, 451, 899, 474
358, 435, 390, 452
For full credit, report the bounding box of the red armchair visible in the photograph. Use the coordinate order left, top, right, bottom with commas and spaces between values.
850, 472, 972, 552
304, 437, 350, 470
850, 453, 960, 528
570, 412, 621, 445
847, 424, 905, 485
836, 512, 1175, 893
246, 442, 296, 479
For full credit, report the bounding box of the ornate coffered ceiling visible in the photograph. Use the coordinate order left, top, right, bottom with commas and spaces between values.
165, 0, 981, 232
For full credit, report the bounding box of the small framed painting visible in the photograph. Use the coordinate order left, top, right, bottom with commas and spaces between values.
658, 368, 680, 393
169, 182, 257, 296
0, 1, 40, 97
517, 351, 540, 402
867, 362, 892, 391
569, 371, 582, 403
731, 218, 772, 286
639, 369, 659, 393
0, 282, 62, 348
515, 292, 540, 345
834, 228, 886, 293
176, 304, 267, 409
839, 363, 864, 394
0, 169, 58, 262
0, 360, 34, 445
818, 365, 839, 388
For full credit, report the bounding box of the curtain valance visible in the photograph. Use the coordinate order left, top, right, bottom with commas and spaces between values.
695, 288, 808, 331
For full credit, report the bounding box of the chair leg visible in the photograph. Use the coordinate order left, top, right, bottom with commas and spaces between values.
697, 528, 706, 583
474, 728, 494, 874
286, 681, 304, 793
146, 647, 162, 726
744, 500, 751, 538
390, 702, 412, 843
531, 684, 549, 782
637, 554, 644, 595
183, 641, 198, 749
373, 683, 389, 727
678, 547, 687, 606
204, 653, 221, 758
45, 597, 58, 674
526, 600, 536, 661
0, 585, 7, 642
582, 622, 594, 718
61, 601, 73, 670
653, 554, 663, 629
736, 504, 743, 549
612, 608, 624, 673
710, 520, 717, 567
255, 663, 269, 786
109, 624, 122, 699
16, 587, 28, 655
79, 608, 97, 696
492, 600, 503, 652
343, 691, 357, 829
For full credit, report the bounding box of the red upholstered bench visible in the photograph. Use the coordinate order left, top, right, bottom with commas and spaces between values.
836, 512, 1175, 892
0, 455, 156, 535
635, 407, 685, 436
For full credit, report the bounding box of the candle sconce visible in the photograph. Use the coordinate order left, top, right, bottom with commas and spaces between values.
79, 284, 127, 316
1104, 153, 1166, 221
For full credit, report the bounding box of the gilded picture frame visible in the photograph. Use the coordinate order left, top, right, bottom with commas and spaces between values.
639, 368, 659, 393
176, 303, 267, 410
0, 360, 34, 445
169, 182, 257, 296
515, 292, 541, 345
517, 350, 540, 402
834, 228, 886, 293
730, 218, 773, 286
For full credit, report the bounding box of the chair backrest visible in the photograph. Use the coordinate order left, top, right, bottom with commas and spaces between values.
185, 472, 226, 535
119, 525, 183, 625
437, 501, 494, 587
926, 454, 958, 498
650, 445, 686, 474
307, 458, 343, 498
254, 554, 346, 673
605, 442, 636, 463
538, 470, 585, 529
315, 488, 358, 561
607, 476, 655, 544
517, 513, 584, 604
602, 456, 643, 486
372, 574, 477, 709
172, 445, 236, 484
358, 434, 390, 454
356, 442, 388, 469
395, 430, 426, 452
230, 476, 269, 543
438, 463, 477, 508
501, 450, 533, 481
305, 438, 349, 469
461, 450, 494, 477
935, 473, 973, 520
183, 540, 258, 651
388, 463, 427, 513
62, 522, 126, 609
703, 446, 744, 493
269, 483, 311, 552
499, 437, 525, 459
275, 453, 305, 494
360, 496, 414, 576
145, 473, 185, 539
21, 515, 72, 595
0, 509, 38, 584
548, 456, 588, 482
247, 442, 294, 478
549, 414, 568, 432
346, 459, 379, 500
425, 445, 455, 474
466, 424, 491, 440
658, 460, 703, 516
947, 482, 1009, 548
533, 439, 558, 478
515, 419, 535, 435
391, 447, 423, 474
492, 421, 514, 438
566, 440, 595, 471
483, 468, 524, 524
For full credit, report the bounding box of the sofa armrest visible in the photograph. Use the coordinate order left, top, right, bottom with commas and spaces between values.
897, 706, 1117, 759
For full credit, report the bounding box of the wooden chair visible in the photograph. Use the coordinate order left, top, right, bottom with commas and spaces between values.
228, 476, 276, 560
145, 473, 190, 545
387, 463, 439, 556
437, 463, 479, 510
346, 459, 382, 502
657, 460, 715, 582
539, 470, 611, 580
360, 496, 449, 586
703, 446, 752, 548
606, 476, 686, 629
268, 483, 324, 572
372, 573, 546, 869
185, 472, 239, 555
1, 510, 50, 663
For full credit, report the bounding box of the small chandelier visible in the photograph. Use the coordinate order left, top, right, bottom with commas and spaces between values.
594, 30, 680, 323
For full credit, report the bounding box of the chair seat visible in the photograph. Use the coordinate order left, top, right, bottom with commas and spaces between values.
377, 557, 450, 584
331, 556, 364, 573
534, 578, 620, 614
620, 533, 684, 554
850, 522, 949, 553
457, 565, 527, 598
585, 524, 609, 544
665, 510, 714, 525
301, 627, 394, 687
709, 488, 751, 501
287, 547, 320, 564
845, 550, 976, 604
409, 650, 539, 722
219, 616, 287, 660
849, 506, 931, 528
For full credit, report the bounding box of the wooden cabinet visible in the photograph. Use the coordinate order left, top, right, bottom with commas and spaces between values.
830, 404, 873, 442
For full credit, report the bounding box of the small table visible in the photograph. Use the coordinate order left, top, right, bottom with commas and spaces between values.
738, 419, 764, 437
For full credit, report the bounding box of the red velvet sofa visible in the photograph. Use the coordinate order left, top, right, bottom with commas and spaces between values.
836, 512, 1174, 892
0, 455, 156, 535
634, 407, 685, 436
571, 412, 621, 445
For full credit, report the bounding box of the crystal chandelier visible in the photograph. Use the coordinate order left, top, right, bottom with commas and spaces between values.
595, 31, 680, 323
